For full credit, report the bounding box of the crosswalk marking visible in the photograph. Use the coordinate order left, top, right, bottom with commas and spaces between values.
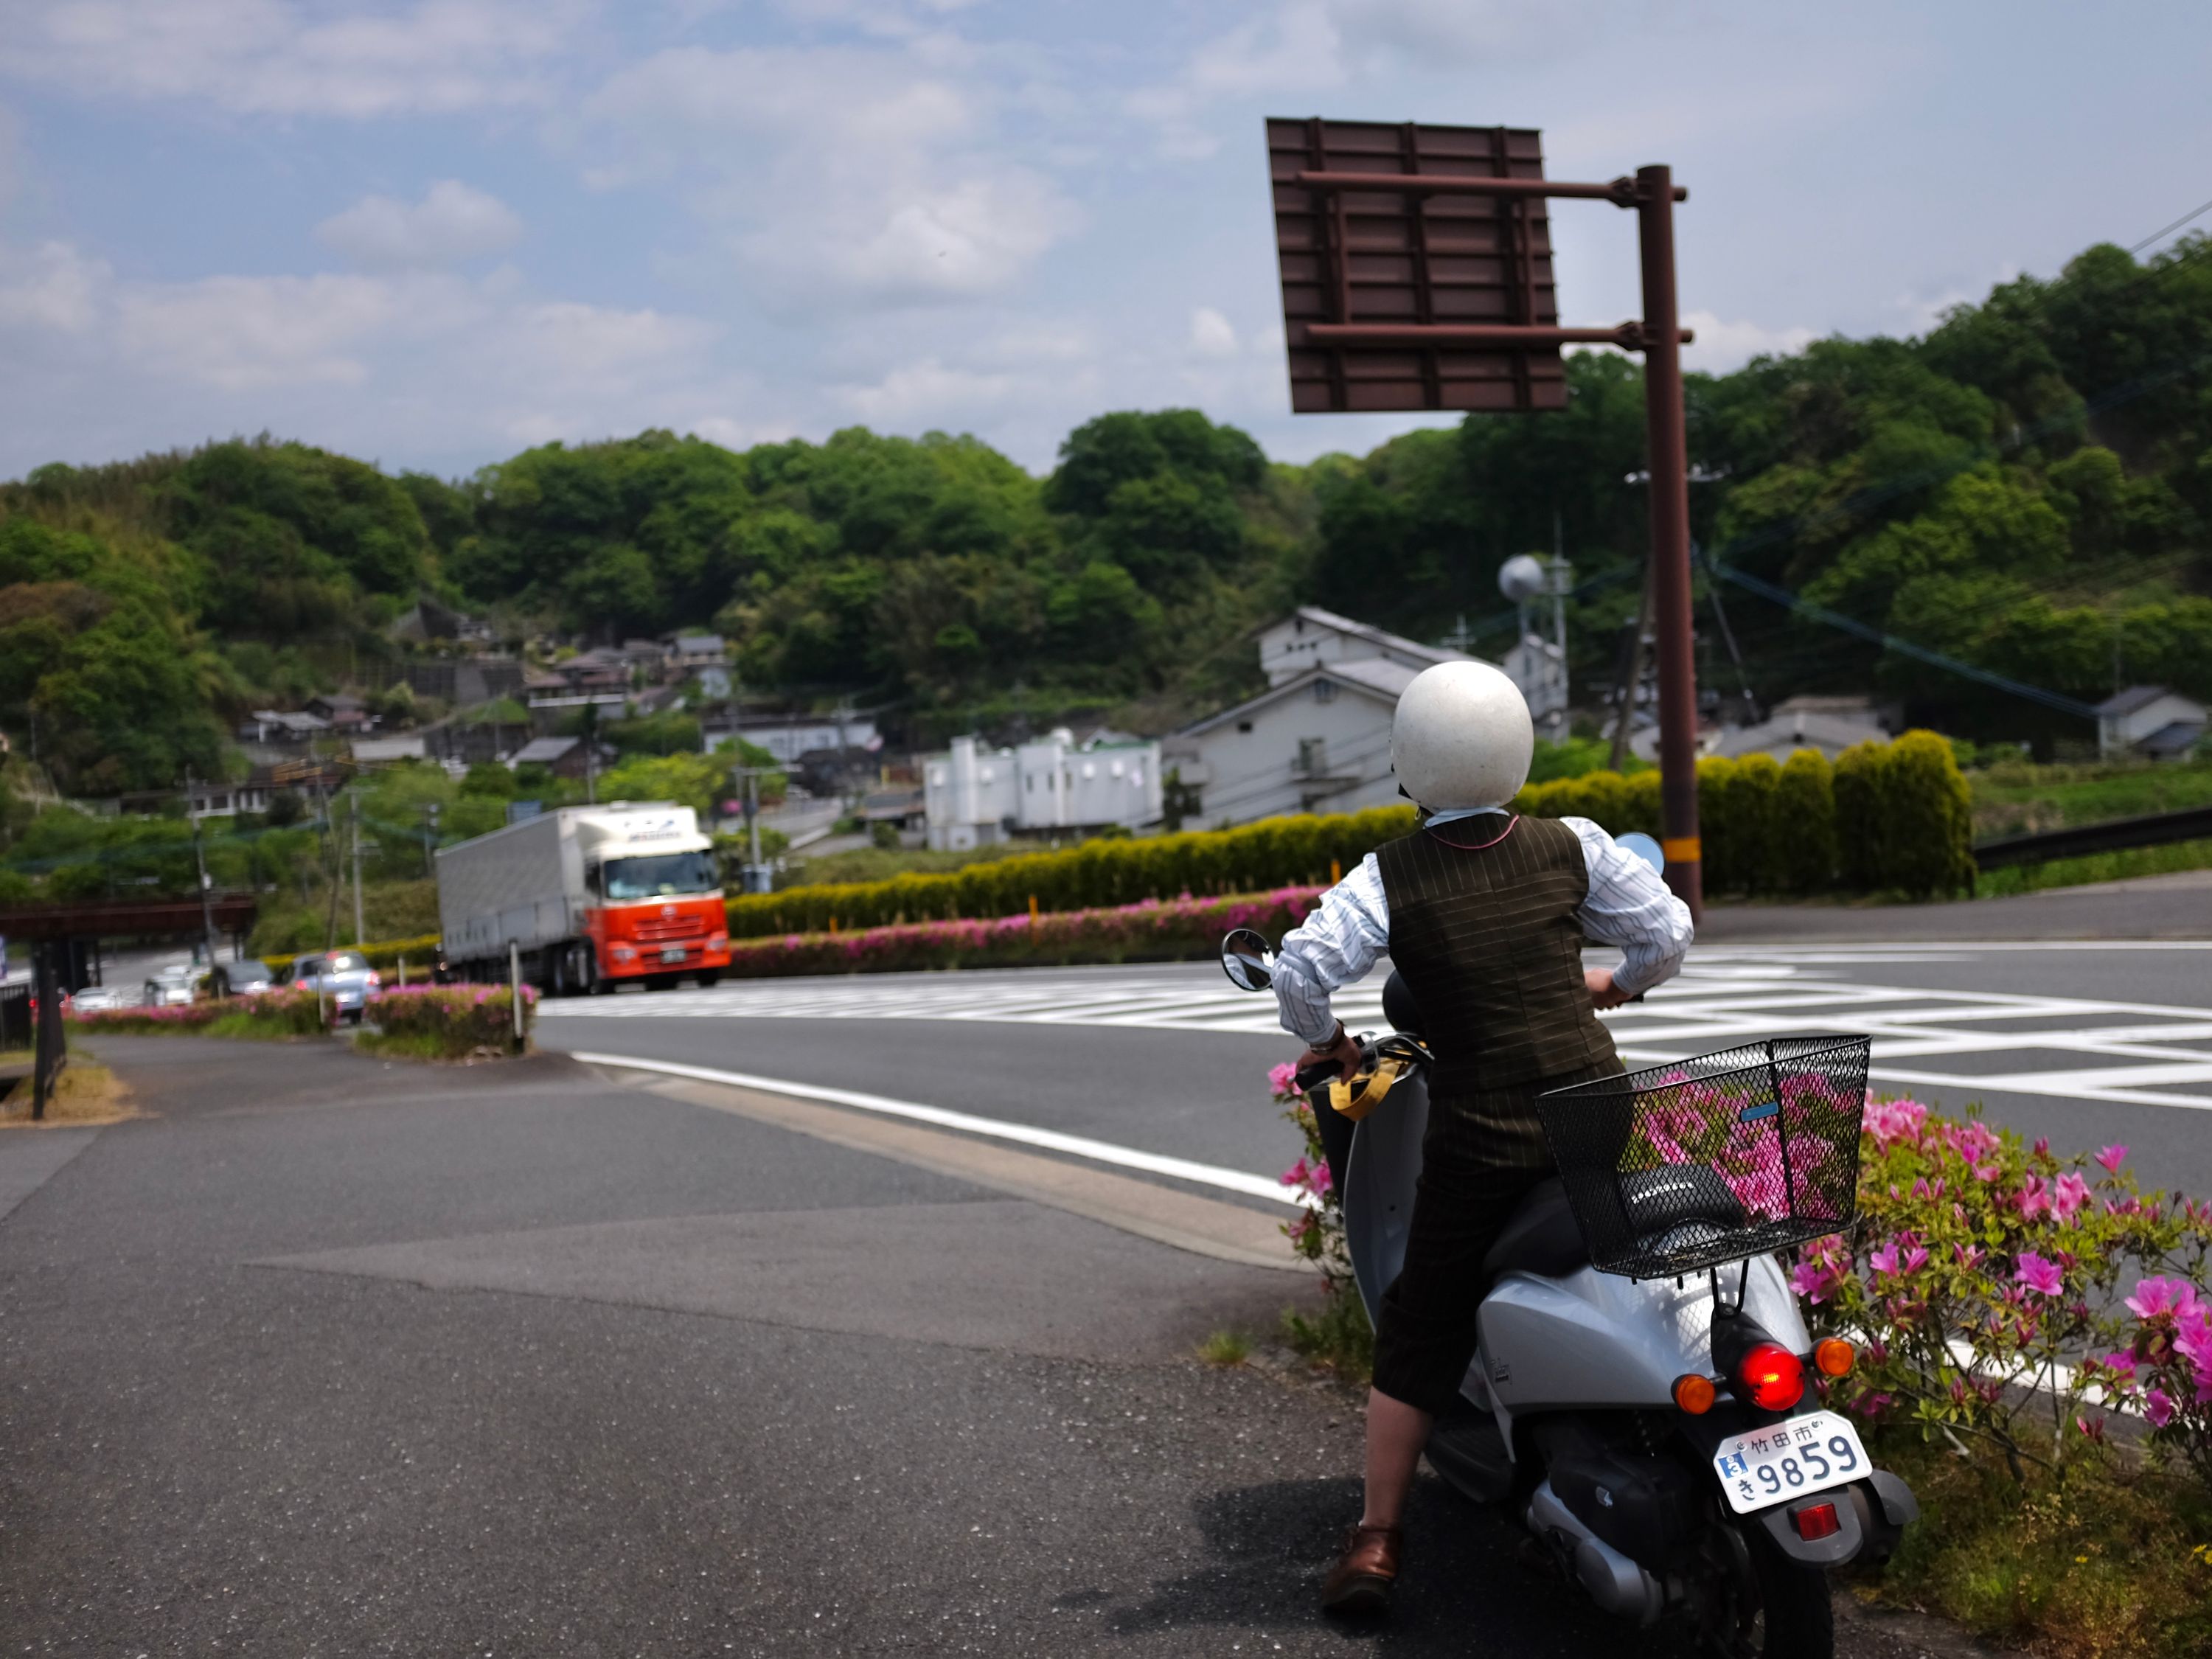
538, 947, 2212, 1113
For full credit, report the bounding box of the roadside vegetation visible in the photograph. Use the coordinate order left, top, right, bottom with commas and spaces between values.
1967, 756, 2212, 840
0, 1057, 134, 1125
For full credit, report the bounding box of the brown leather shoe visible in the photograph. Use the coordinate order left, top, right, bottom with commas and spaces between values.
1321, 1522, 1401, 1617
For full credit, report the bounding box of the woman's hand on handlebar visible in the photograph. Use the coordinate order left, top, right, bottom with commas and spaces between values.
1296, 1022, 1363, 1087
1585, 968, 1635, 1010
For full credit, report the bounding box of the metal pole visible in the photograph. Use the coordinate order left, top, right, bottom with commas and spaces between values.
350, 796, 366, 947
31, 942, 57, 1121
748, 771, 762, 871
185, 771, 220, 975
1635, 164, 1702, 919
509, 940, 523, 1047
1610, 556, 1655, 774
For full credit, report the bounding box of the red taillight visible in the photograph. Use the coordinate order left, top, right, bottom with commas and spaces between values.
366, 970, 382, 988
1737, 1341, 1806, 1411
1791, 1500, 1840, 1540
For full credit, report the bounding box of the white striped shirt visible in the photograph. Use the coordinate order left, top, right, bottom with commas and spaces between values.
1272, 815, 1694, 1045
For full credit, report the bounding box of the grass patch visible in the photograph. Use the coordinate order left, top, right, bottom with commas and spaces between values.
1280, 1285, 1374, 1382
1858, 1433, 2212, 1659
1976, 835, 2212, 897
0, 1060, 137, 1126
354, 1029, 528, 1063
1970, 758, 2212, 840
785, 839, 1051, 887
1196, 1329, 1254, 1367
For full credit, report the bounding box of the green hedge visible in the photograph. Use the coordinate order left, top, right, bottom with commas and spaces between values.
726, 804, 1417, 939
726, 733, 1975, 936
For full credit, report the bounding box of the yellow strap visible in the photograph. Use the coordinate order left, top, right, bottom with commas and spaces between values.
1329, 1055, 1408, 1123
1662, 836, 1703, 863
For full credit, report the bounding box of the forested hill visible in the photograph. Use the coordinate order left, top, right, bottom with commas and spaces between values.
2, 232, 2208, 800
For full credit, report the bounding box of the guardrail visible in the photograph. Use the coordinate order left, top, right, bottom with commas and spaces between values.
1972, 804, 2212, 871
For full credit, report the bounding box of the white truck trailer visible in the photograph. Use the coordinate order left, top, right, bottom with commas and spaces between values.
434, 803, 731, 994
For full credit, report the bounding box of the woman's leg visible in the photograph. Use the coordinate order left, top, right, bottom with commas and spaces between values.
1360, 1387, 1433, 1528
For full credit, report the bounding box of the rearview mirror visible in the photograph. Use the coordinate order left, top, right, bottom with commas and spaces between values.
1220, 928, 1276, 992
1617, 831, 1665, 874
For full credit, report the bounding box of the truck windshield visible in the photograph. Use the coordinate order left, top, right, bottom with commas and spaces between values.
602, 851, 720, 900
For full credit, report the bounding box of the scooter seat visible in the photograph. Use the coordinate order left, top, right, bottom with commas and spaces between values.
1481, 1178, 1588, 1279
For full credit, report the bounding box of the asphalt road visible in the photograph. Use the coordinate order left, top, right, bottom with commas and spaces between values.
0, 1034, 1965, 1658
536, 941, 2212, 1203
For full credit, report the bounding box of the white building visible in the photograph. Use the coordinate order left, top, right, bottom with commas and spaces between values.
1257, 606, 1468, 689
923, 729, 1162, 851
2098, 686, 2207, 762
1166, 612, 1487, 828
702, 712, 882, 765
1697, 695, 1892, 765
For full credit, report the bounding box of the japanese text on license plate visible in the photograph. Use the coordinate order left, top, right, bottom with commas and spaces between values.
1711, 1411, 1865, 1514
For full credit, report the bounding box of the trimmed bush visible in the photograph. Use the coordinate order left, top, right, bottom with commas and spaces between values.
726, 732, 1973, 933
1775, 748, 1839, 894
265, 933, 440, 974
722, 888, 1324, 978
366, 984, 535, 1057
68, 988, 330, 1038
727, 806, 1414, 939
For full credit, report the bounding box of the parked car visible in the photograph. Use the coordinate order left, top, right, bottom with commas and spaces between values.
213, 959, 281, 997
279, 950, 380, 1023
69, 984, 125, 1013
142, 964, 200, 1007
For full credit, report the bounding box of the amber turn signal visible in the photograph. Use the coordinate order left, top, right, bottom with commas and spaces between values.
1813, 1338, 1857, 1378
1672, 1373, 1717, 1414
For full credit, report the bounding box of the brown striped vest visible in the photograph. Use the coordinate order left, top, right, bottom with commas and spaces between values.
1374, 815, 1619, 1097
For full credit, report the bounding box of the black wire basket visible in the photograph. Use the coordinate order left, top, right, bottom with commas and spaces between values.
1537, 1036, 1871, 1279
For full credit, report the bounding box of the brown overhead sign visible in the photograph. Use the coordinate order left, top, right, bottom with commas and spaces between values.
1267, 118, 1568, 414
1261, 115, 1708, 917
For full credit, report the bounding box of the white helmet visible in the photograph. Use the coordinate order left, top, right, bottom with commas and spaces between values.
1391, 661, 1534, 812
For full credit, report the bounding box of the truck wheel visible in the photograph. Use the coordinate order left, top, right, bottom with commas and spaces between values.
696, 970, 722, 988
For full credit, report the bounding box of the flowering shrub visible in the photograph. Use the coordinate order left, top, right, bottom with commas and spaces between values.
720, 886, 1325, 978
366, 983, 537, 1057
68, 988, 330, 1038
1272, 1063, 1372, 1374
1798, 1102, 2212, 1486
1635, 1062, 1860, 1223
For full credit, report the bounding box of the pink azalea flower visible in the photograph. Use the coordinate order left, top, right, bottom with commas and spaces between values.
1869, 1242, 1900, 1277
2016, 1176, 2051, 1222
2014, 1252, 2064, 1297
1279, 1158, 1311, 1191
2094, 1144, 2129, 1174
2126, 1276, 2201, 1322
2098, 1350, 2137, 1380
2145, 1387, 2175, 1429
1790, 1261, 1837, 1304
1267, 1062, 1298, 1098
2053, 1172, 2090, 1223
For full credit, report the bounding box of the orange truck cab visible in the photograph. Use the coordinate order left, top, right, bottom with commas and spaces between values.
582, 846, 731, 984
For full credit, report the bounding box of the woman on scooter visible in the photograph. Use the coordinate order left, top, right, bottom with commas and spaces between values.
1272, 660, 1694, 1618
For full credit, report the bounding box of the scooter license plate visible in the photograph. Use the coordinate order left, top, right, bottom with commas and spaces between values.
1712, 1411, 1868, 1514
659, 946, 687, 963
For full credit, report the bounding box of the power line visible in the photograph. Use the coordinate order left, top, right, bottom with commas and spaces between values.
2129, 194, 2212, 256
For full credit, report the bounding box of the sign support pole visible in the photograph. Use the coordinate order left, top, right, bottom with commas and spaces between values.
1635, 163, 1703, 919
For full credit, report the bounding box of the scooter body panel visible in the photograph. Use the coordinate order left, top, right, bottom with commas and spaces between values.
1480, 1255, 1807, 1413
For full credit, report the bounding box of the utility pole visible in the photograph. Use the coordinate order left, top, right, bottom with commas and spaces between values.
731, 765, 773, 894
1610, 557, 1655, 775
350, 793, 366, 946
184, 769, 219, 970
1636, 163, 1702, 918
422, 801, 442, 880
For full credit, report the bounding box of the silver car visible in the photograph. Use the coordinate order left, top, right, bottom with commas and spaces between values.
70, 984, 126, 1013
142, 964, 200, 1007
214, 959, 281, 998
281, 950, 380, 1023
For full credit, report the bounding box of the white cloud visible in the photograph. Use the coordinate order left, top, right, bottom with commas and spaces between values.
0, 0, 589, 117
316, 181, 524, 269
1189, 306, 1238, 358
835, 355, 1020, 424
1679, 310, 1818, 372
0, 240, 106, 332
580, 43, 1079, 310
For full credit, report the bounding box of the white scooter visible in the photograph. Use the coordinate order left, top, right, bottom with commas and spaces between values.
1220, 931, 1917, 1659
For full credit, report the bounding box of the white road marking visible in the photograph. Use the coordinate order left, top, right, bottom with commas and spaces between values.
542, 945, 2212, 1112
568, 1051, 1311, 1208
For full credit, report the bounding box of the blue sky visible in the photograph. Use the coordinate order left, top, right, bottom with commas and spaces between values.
1, 0, 2207, 480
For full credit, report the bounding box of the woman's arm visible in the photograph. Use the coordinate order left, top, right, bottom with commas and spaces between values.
1562, 816, 1694, 1001
1272, 854, 1390, 1071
